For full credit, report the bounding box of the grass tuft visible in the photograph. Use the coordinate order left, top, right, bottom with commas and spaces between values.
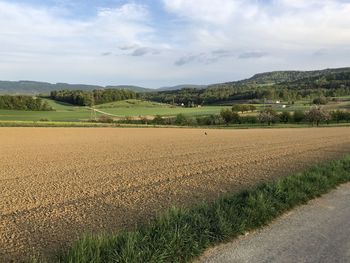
40, 155, 350, 263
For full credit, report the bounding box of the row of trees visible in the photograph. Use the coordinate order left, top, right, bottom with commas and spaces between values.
0, 95, 52, 111
50, 89, 137, 106
102, 108, 350, 127
142, 86, 350, 106
220, 107, 350, 126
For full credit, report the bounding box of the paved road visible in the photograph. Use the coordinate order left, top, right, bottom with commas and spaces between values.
198, 182, 350, 263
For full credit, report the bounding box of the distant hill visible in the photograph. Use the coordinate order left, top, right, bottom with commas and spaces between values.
2, 67, 350, 95
0, 81, 151, 95
143, 67, 350, 105
216, 67, 350, 86
0, 80, 206, 95
105, 85, 152, 93
158, 84, 207, 91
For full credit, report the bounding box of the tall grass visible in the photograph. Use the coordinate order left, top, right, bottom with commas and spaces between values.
44, 156, 350, 263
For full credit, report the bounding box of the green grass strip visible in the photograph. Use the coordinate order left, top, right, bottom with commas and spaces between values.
50, 156, 350, 263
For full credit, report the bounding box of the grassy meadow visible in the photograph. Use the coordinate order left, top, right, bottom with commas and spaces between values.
0, 99, 230, 122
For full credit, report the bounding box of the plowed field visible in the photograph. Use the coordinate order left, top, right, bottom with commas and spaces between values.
1, 127, 350, 262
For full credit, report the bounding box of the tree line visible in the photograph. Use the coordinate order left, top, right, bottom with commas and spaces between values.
142, 86, 350, 106
219, 107, 350, 126
97, 107, 350, 127
50, 89, 137, 106
0, 95, 52, 111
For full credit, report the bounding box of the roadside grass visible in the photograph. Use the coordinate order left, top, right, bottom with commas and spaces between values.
38, 155, 350, 263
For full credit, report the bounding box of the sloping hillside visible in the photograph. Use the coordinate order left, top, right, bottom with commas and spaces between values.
219, 67, 350, 86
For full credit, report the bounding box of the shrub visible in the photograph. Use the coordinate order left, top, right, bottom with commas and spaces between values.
174, 114, 197, 126
196, 115, 223, 126
153, 115, 164, 125
240, 115, 258, 124
220, 109, 233, 124
98, 115, 114, 123
331, 110, 350, 123
220, 109, 240, 124
279, 112, 291, 124
140, 116, 149, 125
175, 114, 188, 125
293, 110, 305, 123
312, 96, 328, 105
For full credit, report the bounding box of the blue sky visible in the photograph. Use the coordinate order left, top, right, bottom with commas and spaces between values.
1, 0, 350, 88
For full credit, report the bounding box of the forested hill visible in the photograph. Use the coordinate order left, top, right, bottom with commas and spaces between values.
2, 67, 350, 95
0, 81, 150, 95
143, 69, 350, 105
217, 67, 350, 86
0, 81, 206, 95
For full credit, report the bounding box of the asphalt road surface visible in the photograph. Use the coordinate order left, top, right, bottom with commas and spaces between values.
198, 182, 350, 263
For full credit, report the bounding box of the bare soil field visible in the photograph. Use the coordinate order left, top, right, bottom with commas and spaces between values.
1, 127, 350, 262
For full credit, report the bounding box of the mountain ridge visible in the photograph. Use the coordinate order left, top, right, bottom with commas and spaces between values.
1, 67, 350, 95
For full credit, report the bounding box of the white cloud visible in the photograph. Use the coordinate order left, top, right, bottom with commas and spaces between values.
163, 0, 245, 25
163, 0, 350, 49
0, 1, 162, 85
0, 0, 350, 87
161, 0, 350, 83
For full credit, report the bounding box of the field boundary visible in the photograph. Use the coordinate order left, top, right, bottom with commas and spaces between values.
1, 120, 350, 129
33, 155, 350, 263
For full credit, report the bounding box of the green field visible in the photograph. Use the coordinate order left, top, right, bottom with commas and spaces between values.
95, 100, 229, 117
0, 98, 349, 122
0, 99, 229, 122
245, 98, 350, 114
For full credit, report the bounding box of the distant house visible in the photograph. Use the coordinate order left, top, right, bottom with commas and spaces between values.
282, 105, 287, 108
275, 100, 281, 104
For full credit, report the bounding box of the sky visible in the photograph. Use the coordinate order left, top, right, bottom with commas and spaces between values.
1, 0, 350, 88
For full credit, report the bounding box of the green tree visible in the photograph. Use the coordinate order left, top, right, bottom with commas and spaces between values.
232, 104, 252, 113
312, 96, 328, 105
248, 105, 257, 112
175, 114, 188, 126
293, 110, 305, 123
305, 107, 331, 126
153, 115, 164, 125
279, 111, 291, 124
258, 109, 278, 125
220, 109, 234, 125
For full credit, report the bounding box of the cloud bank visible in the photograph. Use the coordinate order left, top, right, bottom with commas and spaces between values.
0, 0, 350, 87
